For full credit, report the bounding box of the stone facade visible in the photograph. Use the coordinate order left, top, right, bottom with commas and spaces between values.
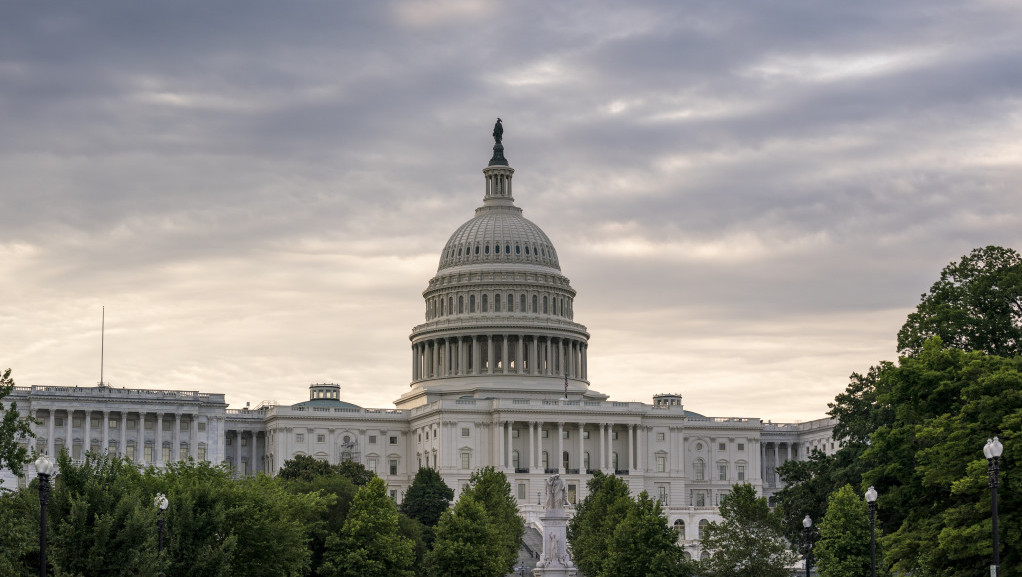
1, 134, 842, 560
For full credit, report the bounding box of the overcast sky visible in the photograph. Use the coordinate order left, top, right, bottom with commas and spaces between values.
2, 1, 1020, 421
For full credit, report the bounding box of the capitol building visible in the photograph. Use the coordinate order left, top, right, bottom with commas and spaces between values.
4, 126, 839, 559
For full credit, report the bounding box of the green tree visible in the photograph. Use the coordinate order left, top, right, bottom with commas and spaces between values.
278, 454, 336, 482
602, 491, 692, 577
321, 476, 415, 577
566, 472, 634, 577
0, 482, 40, 576
0, 369, 34, 482
424, 494, 504, 577
335, 460, 375, 486
816, 484, 882, 577
459, 466, 524, 573
281, 472, 357, 577
400, 467, 453, 548
898, 245, 1022, 357
698, 483, 798, 577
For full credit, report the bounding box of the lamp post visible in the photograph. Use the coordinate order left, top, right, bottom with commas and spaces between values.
802, 514, 813, 577
155, 493, 169, 577
35, 455, 55, 577
984, 437, 1003, 577
865, 486, 878, 577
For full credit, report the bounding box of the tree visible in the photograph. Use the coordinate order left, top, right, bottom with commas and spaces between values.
602, 491, 692, 577
816, 484, 881, 577
458, 466, 524, 573
898, 245, 1022, 357
698, 483, 798, 577
0, 369, 34, 482
566, 472, 635, 577
278, 454, 336, 482
424, 494, 504, 577
0, 480, 40, 576
321, 476, 415, 577
335, 460, 375, 486
400, 467, 453, 547
281, 472, 358, 577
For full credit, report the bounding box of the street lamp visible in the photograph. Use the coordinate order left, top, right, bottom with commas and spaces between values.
865, 486, 878, 577
35, 455, 55, 577
802, 515, 813, 577
155, 493, 169, 576
984, 437, 1003, 577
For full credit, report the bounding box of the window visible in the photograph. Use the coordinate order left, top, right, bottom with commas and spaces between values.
226, 436, 233, 446
568, 484, 577, 504
470, 295, 476, 312
55, 416, 64, 427
737, 465, 745, 481
507, 294, 514, 311
694, 459, 705, 480
198, 422, 206, 432
162, 446, 171, 463
612, 431, 619, 440
92, 417, 101, 428
163, 419, 172, 431
458, 296, 464, 314
180, 420, 188, 431
482, 294, 488, 312
612, 452, 619, 470
718, 442, 726, 451
583, 430, 590, 439
543, 296, 548, 314
390, 489, 398, 501
368, 457, 377, 472
128, 420, 137, 430
198, 445, 207, 461
658, 485, 668, 504
657, 432, 665, 441
562, 451, 569, 470
144, 446, 153, 463
494, 294, 500, 312
520, 294, 526, 312
241, 437, 249, 447
418, 433, 422, 442
532, 295, 538, 312
369, 435, 377, 444
317, 434, 325, 443
461, 427, 470, 437
389, 459, 398, 475
512, 450, 520, 469
542, 451, 549, 469
674, 519, 685, 540
144, 419, 154, 430
518, 483, 526, 499
390, 436, 398, 445
512, 429, 520, 438
657, 456, 666, 472
126, 445, 136, 460
719, 464, 727, 481
699, 519, 709, 539
461, 452, 470, 469
296, 433, 304, 443
583, 452, 590, 470
73, 417, 83, 428
737, 443, 744, 451
542, 430, 549, 439
562, 430, 569, 439
110, 419, 118, 429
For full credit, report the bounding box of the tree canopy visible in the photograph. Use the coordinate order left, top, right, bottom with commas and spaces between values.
0, 369, 34, 481
424, 494, 505, 577
566, 472, 634, 577
698, 483, 798, 577
898, 245, 1022, 357
400, 467, 453, 529
458, 466, 524, 573
321, 477, 415, 577
602, 491, 691, 577
815, 484, 883, 577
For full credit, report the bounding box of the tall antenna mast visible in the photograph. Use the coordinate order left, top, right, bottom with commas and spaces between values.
100, 306, 105, 386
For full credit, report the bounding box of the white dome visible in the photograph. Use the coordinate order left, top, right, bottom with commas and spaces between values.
438, 205, 560, 271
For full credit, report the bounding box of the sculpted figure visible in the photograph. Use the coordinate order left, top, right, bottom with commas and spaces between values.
545, 474, 566, 511
492, 117, 503, 144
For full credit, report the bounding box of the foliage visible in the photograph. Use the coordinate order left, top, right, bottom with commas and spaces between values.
816, 484, 883, 577
825, 339, 1021, 576
400, 467, 453, 528
698, 483, 799, 577
0, 483, 39, 577
898, 245, 1022, 357
424, 494, 504, 577
281, 472, 357, 576
458, 466, 524, 573
278, 454, 337, 482
566, 471, 634, 577
602, 490, 692, 577
0, 369, 34, 481
335, 460, 375, 486
321, 476, 415, 577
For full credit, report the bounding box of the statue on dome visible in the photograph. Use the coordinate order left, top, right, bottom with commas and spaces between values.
492, 117, 503, 144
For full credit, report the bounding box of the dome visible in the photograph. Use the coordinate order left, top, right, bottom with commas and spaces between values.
437, 205, 560, 271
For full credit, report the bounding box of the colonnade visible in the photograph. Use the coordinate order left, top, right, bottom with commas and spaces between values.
491, 420, 646, 475
761, 441, 795, 487
224, 429, 263, 477
412, 335, 587, 381
34, 407, 218, 466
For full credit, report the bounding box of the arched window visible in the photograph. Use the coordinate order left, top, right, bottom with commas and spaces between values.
475, 245, 479, 255
694, 458, 705, 481
532, 295, 538, 312
470, 295, 476, 313
448, 296, 453, 315
515, 245, 521, 254
459, 296, 464, 314
543, 296, 548, 314
505, 244, 510, 254
699, 520, 709, 540
485, 245, 490, 254
439, 299, 444, 316
494, 294, 500, 312
512, 450, 520, 469
482, 294, 488, 312
542, 451, 549, 470
525, 245, 530, 255
507, 294, 513, 312
674, 519, 685, 540
521, 294, 526, 312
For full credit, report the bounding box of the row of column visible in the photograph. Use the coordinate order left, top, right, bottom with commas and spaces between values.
761, 441, 793, 487
36, 407, 217, 466
412, 335, 587, 381
225, 429, 262, 477
493, 421, 646, 474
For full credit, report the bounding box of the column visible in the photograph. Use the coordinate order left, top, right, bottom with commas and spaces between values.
516, 335, 524, 373
120, 412, 127, 457
557, 422, 564, 474
545, 339, 552, 375
599, 424, 607, 470
432, 340, 440, 377
529, 421, 536, 473
251, 432, 258, 476
582, 344, 587, 380
84, 410, 92, 456
460, 338, 467, 375
101, 411, 110, 452
487, 335, 495, 374
578, 422, 585, 473
628, 424, 635, 472
173, 412, 182, 461
761, 442, 766, 481
155, 413, 163, 465
137, 412, 146, 464
191, 414, 199, 459
636, 425, 645, 473
772, 443, 778, 486
47, 409, 55, 456
498, 419, 505, 470
412, 346, 418, 381
506, 421, 513, 469
472, 337, 481, 375
501, 335, 509, 374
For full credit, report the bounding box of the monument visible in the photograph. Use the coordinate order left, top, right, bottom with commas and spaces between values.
534, 474, 577, 577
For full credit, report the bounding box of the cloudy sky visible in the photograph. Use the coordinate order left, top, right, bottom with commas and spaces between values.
2, 1, 1020, 421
